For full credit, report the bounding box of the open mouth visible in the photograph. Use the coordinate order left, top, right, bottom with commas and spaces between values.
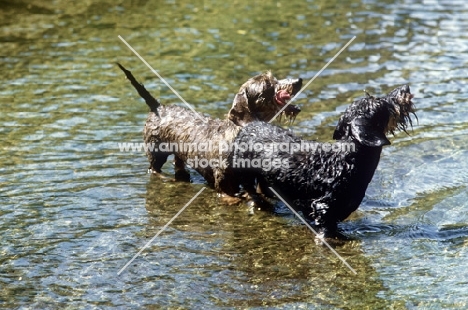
275, 89, 292, 106
274, 77, 303, 122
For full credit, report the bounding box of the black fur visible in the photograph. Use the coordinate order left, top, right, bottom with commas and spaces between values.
229, 85, 416, 237
118, 63, 417, 237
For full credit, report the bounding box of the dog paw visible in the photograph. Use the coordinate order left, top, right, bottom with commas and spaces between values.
219, 194, 243, 206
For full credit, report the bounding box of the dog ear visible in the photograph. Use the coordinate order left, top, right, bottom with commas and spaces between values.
228, 90, 254, 126
350, 117, 391, 147
333, 115, 347, 140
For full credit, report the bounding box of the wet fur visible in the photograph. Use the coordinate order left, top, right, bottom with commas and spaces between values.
117, 63, 302, 193
118, 63, 416, 237
230, 85, 416, 237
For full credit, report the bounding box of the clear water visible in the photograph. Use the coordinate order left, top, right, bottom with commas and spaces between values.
1, 0, 468, 308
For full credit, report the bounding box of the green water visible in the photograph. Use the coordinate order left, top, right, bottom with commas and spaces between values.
1, 0, 468, 308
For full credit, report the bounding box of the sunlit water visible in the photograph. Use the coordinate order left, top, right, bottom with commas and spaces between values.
1, 0, 468, 308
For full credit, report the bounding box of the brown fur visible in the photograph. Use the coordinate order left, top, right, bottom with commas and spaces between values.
117, 63, 302, 193
228, 71, 302, 125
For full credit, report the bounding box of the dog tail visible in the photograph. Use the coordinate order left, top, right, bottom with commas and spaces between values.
116, 63, 160, 113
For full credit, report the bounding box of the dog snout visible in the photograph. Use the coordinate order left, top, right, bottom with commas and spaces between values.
278, 77, 302, 88
290, 78, 303, 95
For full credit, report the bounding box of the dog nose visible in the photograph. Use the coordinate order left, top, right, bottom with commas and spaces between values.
293, 78, 303, 92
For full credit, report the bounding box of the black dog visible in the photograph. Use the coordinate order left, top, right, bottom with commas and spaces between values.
117, 63, 416, 237
230, 86, 416, 237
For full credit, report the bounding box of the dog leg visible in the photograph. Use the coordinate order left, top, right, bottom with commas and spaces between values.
148, 153, 169, 174
174, 155, 191, 182
309, 200, 349, 239
243, 181, 275, 212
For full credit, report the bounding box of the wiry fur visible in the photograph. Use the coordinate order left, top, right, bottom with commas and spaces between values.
118, 63, 416, 237
117, 63, 302, 193
228, 71, 302, 125
229, 85, 416, 237
144, 106, 242, 193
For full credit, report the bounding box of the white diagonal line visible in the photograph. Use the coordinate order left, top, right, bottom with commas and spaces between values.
269, 36, 357, 123
268, 187, 357, 275
118, 35, 206, 122
117, 187, 206, 275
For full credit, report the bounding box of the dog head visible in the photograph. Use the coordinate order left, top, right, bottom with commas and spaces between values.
228, 72, 302, 126
333, 85, 416, 147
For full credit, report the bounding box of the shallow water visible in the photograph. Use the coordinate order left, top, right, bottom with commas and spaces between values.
1, 0, 468, 308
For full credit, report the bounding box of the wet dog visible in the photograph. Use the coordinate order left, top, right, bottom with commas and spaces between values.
117, 63, 302, 193
227, 71, 302, 126
230, 86, 416, 237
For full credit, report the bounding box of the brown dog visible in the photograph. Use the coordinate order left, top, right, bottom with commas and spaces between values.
117, 63, 302, 193
227, 71, 302, 125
